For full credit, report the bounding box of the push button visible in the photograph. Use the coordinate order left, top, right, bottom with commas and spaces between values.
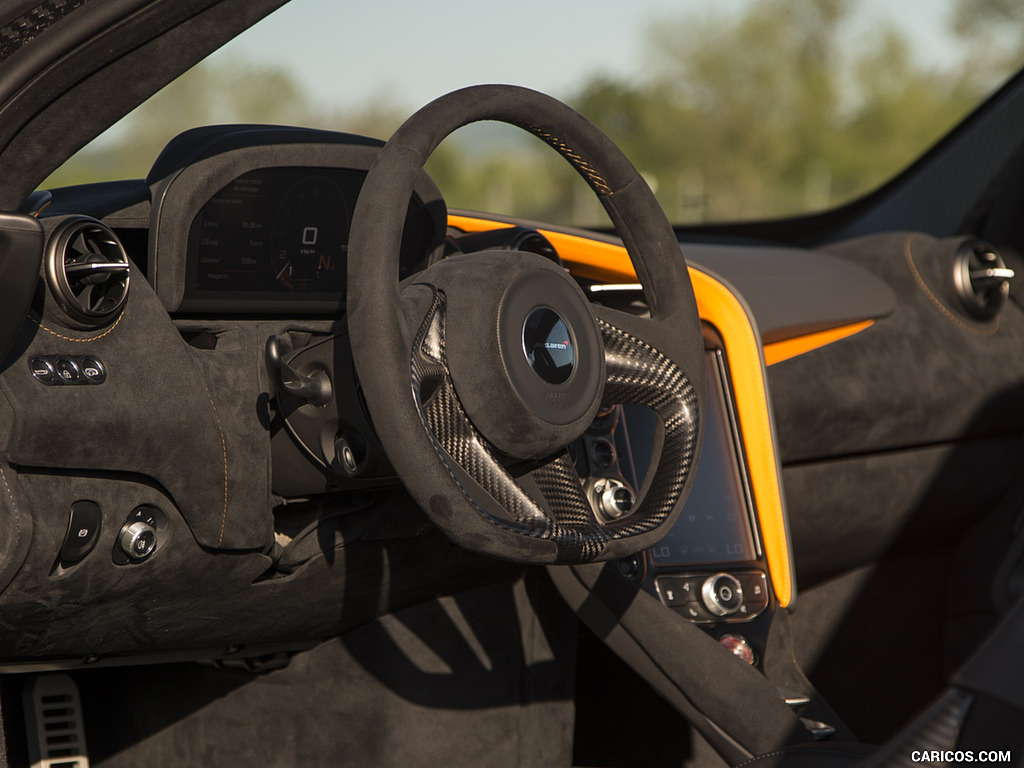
60, 501, 102, 563
29, 358, 55, 384
737, 572, 769, 611
676, 601, 715, 622
656, 576, 702, 607
80, 357, 106, 384
55, 358, 81, 384
715, 578, 742, 612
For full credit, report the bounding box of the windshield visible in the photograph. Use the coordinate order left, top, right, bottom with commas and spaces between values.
43, 0, 1024, 229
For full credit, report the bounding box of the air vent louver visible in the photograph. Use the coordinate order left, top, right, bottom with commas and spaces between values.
953, 240, 1013, 321
45, 216, 130, 326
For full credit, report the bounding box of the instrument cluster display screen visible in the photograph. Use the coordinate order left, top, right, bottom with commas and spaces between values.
184, 165, 437, 309
649, 351, 758, 567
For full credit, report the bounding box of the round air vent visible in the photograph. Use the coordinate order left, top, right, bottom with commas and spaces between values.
45, 216, 130, 326
953, 240, 1014, 321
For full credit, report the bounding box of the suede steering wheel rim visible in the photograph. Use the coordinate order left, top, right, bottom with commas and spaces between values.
347, 85, 705, 564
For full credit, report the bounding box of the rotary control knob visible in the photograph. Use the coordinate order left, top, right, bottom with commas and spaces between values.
701, 572, 743, 617
589, 479, 634, 528
119, 521, 157, 561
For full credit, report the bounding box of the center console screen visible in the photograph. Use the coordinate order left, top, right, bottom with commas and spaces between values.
647, 350, 758, 566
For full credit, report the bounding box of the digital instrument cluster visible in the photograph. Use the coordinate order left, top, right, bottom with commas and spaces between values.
192, 167, 356, 295
184, 166, 439, 311
147, 126, 446, 314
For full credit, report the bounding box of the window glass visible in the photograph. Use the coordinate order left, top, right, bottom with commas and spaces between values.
44, 0, 1024, 228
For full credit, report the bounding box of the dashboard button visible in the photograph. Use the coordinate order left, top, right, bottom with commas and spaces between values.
677, 601, 715, 622
656, 576, 703, 607
737, 572, 769, 610
29, 358, 55, 384
55, 358, 81, 384
80, 357, 106, 384
60, 501, 102, 563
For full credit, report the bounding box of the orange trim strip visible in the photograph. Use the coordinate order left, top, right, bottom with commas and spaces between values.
448, 214, 793, 606
763, 321, 874, 366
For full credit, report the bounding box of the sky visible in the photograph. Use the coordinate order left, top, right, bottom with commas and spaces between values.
210, 0, 963, 114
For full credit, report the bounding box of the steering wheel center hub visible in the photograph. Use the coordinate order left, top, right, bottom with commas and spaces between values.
522, 307, 575, 385
423, 253, 604, 460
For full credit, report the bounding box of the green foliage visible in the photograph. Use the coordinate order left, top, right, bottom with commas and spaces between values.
43, 0, 1024, 226
571, 0, 995, 223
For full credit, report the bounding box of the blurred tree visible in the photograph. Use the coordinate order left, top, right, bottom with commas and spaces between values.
952, 0, 1024, 92
570, 0, 990, 223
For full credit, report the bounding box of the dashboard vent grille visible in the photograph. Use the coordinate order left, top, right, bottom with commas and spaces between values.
45, 217, 130, 325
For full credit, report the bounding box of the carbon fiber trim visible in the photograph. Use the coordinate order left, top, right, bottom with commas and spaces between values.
409, 289, 700, 563
598, 316, 699, 527
411, 289, 550, 532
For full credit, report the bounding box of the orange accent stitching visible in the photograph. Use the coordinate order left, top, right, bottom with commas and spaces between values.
525, 125, 612, 195
903, 235, 999, 337
204, 385, 229, 547
34, 310, 124, 342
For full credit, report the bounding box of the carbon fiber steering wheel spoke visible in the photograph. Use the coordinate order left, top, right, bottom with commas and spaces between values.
411, 289, 551, 532
592, 305, 700, 526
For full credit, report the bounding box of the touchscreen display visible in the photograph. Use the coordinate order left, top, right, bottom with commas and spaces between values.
648, 351, 757, 566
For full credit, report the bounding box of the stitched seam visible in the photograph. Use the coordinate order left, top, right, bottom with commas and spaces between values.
903, 235, 999, 337
521, 124, 612, 194
734, 749, 870, 767
0, 462, 19, 515
204, 385, 229, 547
33, 310, 124, 342
0, 463, 22, 559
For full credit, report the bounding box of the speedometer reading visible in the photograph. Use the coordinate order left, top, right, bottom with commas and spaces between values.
270, 175, 348, 293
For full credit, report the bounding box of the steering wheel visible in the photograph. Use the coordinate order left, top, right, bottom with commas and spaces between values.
347, 85, 705, 564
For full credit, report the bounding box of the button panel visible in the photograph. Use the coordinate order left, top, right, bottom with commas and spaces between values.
655, 570, 770, 623
30, 356, 106, 386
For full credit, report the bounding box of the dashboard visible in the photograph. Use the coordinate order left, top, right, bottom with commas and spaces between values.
0, 122, 907, 670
